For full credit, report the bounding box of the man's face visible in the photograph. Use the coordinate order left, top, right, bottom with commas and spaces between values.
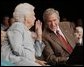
46, 13, 59, 31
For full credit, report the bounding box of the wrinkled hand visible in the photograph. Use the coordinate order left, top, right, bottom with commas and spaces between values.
35, 59, 49, 66
31, 32, 37, 40
35, 20, 42, 41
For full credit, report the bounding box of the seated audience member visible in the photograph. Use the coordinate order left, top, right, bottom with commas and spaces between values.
74, 26, 83, 46
42, 8, 77, 66
1, 3, 47, 66
66, 26, 83, 65
9, 17, 15, 26
1, 16, 10, 31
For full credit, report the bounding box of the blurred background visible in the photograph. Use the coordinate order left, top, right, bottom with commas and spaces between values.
0, 0, 83, 24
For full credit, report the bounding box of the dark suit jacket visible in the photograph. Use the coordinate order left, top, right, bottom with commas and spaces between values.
42, 22, 77, 65
66, 44, 83, 65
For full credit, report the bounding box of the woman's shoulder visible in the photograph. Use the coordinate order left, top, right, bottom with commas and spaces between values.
8, 22, 25, 31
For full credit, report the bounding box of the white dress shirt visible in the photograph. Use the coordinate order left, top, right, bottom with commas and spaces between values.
54, 26, 66, 40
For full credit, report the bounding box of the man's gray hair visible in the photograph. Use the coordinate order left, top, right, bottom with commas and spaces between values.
43, 8, 60, 22
13, 3, 34, 22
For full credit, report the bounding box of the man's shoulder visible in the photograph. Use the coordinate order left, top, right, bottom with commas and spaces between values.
60, 22, 75, 28
60, 22, 70, 27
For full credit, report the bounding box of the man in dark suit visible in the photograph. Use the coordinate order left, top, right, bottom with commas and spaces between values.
42, 8, 77, 65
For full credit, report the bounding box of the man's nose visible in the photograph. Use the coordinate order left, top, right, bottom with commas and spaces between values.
51, 22, 57, 27
51, 22, 55, 26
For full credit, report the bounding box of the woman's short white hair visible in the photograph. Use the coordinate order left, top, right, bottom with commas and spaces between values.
43, 8, 60, 22
13, 3, 34, 22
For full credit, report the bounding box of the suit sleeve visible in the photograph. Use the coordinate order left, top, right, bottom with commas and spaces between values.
42, 38, 68, 65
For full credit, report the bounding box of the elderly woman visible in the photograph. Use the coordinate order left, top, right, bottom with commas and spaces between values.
1, 3, 46, 66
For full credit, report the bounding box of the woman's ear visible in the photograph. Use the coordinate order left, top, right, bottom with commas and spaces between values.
24, 15, 27, 22
24, 15, 28, 27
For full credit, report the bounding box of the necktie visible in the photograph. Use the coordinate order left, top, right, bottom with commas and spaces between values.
56, 31, 73, 54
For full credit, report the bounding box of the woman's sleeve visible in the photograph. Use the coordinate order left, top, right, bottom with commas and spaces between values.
34, 40, 45, 57
7, 29, 24, 56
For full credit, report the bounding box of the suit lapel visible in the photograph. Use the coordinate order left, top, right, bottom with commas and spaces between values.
48, 30, 70, 53
60, 24, 75, 49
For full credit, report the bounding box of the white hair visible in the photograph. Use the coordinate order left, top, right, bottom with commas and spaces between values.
43, 8, 60, 22
13, 3, 34, 22
76, 26, 83, 33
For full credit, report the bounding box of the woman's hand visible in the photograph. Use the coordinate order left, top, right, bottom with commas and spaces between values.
35, 20, 42, 41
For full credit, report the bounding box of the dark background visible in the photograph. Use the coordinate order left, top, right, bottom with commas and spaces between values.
0, 0, 83, 23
